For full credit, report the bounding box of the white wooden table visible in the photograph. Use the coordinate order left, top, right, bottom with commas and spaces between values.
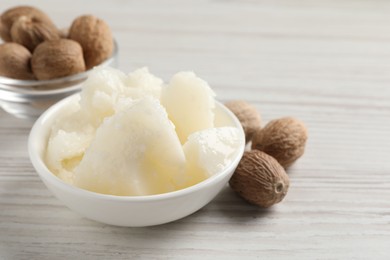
1, 1, 390, 259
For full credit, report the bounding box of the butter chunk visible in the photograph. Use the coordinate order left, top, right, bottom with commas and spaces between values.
73, 97, 186, 196
124, 67, 163, 100
183, 127, 242, 186
161, 72, 216, 144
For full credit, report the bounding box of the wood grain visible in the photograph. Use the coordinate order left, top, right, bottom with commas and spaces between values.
1, 0, 390, 259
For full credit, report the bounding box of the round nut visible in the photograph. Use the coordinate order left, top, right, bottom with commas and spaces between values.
252, 117, 308, 168
31, 39, 86, 80
68, 15, 113, 69
0, 42, 35, 80
0, 6, 55, 42
225, 100, 261, 142
10, 15, 60, 52
229, 150, 289, 208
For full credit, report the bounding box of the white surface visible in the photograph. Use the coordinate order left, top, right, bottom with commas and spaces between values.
1, 0, 390, 259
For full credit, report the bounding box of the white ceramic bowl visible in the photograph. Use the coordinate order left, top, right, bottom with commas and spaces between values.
28, 94, 245, 227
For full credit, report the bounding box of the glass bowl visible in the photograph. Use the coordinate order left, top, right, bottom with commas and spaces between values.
0, 40, 118, 119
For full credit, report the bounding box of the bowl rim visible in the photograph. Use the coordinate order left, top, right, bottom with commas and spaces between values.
28, 94, 245, 202
0, 40, 118, 95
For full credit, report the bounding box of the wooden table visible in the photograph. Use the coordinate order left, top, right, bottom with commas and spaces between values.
1, 0, 390, 259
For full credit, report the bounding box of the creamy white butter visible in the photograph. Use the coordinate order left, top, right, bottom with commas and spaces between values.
45, 67, 242, 196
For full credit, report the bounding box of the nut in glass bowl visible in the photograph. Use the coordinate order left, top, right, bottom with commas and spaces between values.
0, 40, 118, 119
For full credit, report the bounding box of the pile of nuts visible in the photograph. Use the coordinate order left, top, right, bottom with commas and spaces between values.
225, 100, 308, 208
0, 6, 114, 80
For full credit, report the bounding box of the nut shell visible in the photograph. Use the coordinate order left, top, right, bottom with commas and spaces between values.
0, 42, 35, 80
225, 100, 261, 142
10, 15, 59, 52
68, 15, 113, 69
229, 150, 289, 208
0, 6, 55, 42
31, 39, 86, 80
252, 117, 308, 168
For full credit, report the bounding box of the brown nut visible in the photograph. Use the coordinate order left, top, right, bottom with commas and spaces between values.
31, 39, 86, 80
225, 100, 261, 142
229, 150, 289, 208
0, 42, 35, 80
0, 6, 55, 42
10, 15, 59, 52
252, 117, 308, 168
68, 15, 113, 69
